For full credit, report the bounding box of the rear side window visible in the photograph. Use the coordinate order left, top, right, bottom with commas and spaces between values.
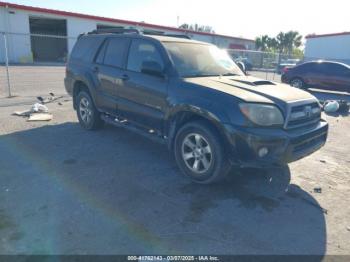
71, 36, 104, 62
327, 63, 349, 76
296, 63, 315, 72
95, 40, 107, 64
127, 39, 164, 73
103, 38, 129, 68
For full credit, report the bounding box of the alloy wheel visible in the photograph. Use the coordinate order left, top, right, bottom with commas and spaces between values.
181, 133, 213, 174
291, 79, 303, 88
79, 97, 92, 124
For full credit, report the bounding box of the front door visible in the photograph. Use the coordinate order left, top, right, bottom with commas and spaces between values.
117, 39, 168, 132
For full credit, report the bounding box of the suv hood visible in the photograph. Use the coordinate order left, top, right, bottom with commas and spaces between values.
185, 75, 316, 104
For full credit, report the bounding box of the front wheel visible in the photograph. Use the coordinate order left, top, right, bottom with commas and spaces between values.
290, 78, 305, 89
174, 121, 231, 184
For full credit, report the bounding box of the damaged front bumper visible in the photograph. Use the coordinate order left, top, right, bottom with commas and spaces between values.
224, 120, 328, 167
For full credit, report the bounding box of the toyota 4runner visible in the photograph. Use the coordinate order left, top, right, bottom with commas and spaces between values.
65, 29, 328, 184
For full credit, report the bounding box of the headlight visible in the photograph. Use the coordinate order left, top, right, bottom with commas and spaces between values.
239, 103, 284, 126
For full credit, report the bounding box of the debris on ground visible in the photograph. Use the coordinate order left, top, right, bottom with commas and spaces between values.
314, 187, 322, 193
28, 113, 53, 121
322, 100, 350, 114
347, 226, 350, 232
13, 109, 32, 116
31, 103, 48, 113
13, 98, 53, 122
37, 93, 64, 104
320, 159, 327, 163
338, 100, 350, 113
324, 100, 340, 113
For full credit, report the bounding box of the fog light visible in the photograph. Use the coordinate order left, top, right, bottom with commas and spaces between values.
258, 147, 269, 157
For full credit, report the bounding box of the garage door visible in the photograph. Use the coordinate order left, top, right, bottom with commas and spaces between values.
29, 17, 68, 63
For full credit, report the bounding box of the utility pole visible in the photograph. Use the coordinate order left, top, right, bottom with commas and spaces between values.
4, 5, 12, 97
3, 32, 11, 97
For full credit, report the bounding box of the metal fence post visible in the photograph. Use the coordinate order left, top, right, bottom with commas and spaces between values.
2, 32, 12, 97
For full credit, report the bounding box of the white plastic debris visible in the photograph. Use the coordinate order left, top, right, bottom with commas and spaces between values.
324, 101, 339, 113
31, 103, 49, 113
13, 102, 52, 121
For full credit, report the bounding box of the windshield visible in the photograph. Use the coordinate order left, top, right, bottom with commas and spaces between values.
163, 42, 244, 77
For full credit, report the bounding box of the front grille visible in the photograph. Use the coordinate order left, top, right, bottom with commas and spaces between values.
286, 102, 321, 129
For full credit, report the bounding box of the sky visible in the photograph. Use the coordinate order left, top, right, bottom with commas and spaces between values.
3, 0, 350, 40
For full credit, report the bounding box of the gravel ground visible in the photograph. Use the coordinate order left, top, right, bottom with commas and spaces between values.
0, 66, 349, 256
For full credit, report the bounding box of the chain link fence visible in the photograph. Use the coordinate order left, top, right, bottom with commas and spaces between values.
226, 49, 303, 81
0, 32, 76, 98
1, 32, 304, 98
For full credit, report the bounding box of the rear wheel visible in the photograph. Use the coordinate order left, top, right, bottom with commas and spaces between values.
76, 91, 104, 130
174, 121, 231, 184
290, 78, 305, 89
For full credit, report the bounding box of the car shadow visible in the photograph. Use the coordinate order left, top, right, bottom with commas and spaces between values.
0, 123, 326, 256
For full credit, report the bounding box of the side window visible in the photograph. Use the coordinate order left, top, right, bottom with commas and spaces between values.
316, 64, 329, 74
127, 40, 164, 73
71, 36, 104, 62
95, 40, 107, 64
103, 38, 129, 68
296, 63, 313, 72
328, 64, 348, 76
326, 64, 338, 75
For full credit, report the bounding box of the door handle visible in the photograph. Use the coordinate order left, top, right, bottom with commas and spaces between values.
121, 74, 129, 81
92, 66, 99, 73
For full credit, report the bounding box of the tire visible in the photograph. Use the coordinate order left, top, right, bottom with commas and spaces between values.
174, 121, 231, 184
290, 78, 306, 89
76, 91, 104, 130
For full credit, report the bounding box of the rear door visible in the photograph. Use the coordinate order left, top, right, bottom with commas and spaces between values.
303, 63, 327, 89
117, 39, 168, 132
92, 37, 130, 114
327, 63, 350, 92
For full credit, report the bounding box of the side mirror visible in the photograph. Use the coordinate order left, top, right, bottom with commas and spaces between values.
141, 61, 164, 77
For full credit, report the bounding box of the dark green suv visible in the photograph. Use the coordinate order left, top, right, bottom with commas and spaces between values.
65, 29, 328, 184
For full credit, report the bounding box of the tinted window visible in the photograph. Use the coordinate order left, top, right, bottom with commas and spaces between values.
316, 63, 329, 74
327, 63, 349, 76
95, 40, 107, 64
104, 38, 129, 68
127, 40, 164, 73
71, 36, 104, 62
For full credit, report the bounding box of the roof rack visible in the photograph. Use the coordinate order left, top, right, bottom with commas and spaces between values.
83, 28, 191, 39
87, 28, 141, 35
143, 32, 191, 39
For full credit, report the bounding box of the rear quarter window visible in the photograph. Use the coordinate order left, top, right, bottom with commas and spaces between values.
295, 63, 314, 72
70, 36, 104, 62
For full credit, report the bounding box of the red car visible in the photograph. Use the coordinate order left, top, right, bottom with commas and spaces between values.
281, 61, 350, 93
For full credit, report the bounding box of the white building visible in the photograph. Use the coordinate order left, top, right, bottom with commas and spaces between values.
0, 1, 255, 63
304, 32, 350, 65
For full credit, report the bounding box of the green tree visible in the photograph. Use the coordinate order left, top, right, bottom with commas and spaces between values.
284, 31, 302, 55
275, 31, 302, 55
255, 35, 270, 51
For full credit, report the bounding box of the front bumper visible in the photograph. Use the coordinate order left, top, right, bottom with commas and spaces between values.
223, 120, 328, 167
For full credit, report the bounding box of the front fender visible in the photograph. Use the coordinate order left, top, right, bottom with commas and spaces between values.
165, 98, 234, 153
